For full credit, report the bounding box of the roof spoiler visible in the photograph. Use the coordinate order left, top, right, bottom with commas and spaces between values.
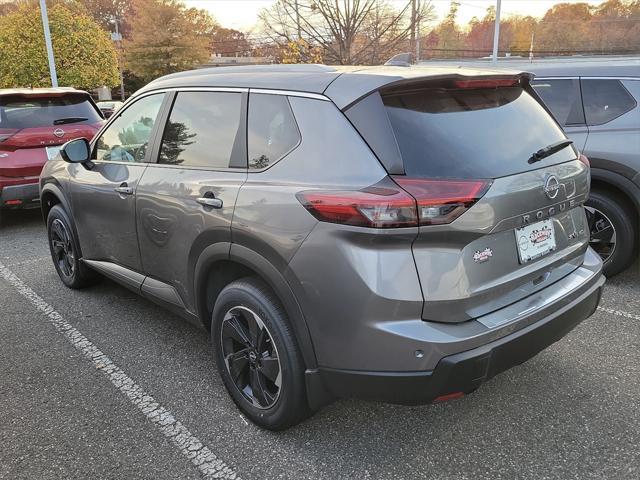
384, 53, 413, 67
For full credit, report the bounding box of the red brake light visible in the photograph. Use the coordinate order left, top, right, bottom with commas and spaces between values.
296, 178, 417, 228
579, 153, 590, 168
453, 78, 519, 89
297, 177, 491, 228
393, 177, 491, 226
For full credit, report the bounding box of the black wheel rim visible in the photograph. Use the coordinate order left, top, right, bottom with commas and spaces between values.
220, 306, 281, 409
50, 218, 75, 277
585, 206, 617, 262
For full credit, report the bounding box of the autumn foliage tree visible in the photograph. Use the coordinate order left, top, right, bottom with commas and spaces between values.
0, 3, 119, 89
422, 0, 640, 59
124, 0, 217, 82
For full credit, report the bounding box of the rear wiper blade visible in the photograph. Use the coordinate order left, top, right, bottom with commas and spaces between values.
53, 117, 88, 125
528, 139, 573, 164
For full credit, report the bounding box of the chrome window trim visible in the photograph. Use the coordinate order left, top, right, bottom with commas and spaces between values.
250, 88, 330, 101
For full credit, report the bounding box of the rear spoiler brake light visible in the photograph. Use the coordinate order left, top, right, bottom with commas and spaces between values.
453, 78, 521, 89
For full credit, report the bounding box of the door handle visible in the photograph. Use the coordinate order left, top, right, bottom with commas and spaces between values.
114, 183, 133, 195
196, 196, 223, 209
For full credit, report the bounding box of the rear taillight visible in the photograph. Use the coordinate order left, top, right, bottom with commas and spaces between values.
296, 178, 417, 228
393, 177, 491, 226
296, 177, 491, 228
579, 153, 590, 168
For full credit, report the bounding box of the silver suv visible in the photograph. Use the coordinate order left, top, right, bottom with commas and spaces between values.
41, 65, 605, 430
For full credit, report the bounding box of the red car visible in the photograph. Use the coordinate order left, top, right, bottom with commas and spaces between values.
0, 88, 104, 209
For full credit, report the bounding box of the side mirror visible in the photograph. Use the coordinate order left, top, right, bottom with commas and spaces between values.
60, 138, 91, 164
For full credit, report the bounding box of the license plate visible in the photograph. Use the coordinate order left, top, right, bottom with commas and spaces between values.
515, 219, 556, 264
45, 146, 61, 161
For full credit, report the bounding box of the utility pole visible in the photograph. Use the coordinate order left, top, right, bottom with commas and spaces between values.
529, 31, 535, 62
491, 0, 502, 63
410, 0, 416, 57
39, 0, 58, 87
111, 17, 126, 101
415, 0, 421, 63
294, 0, 302, 39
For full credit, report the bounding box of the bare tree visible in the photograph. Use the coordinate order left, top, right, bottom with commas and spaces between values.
258, 0, 434, 65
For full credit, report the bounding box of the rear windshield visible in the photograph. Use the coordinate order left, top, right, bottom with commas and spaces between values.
0, 94, 102, 129
382, 86, 576, 179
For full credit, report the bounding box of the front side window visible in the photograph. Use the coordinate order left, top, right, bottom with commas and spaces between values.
582, 79, 637, 126
94, 94, 164, 163
247, 94, 300, 170
531, 79, 585, 126
158, 91, 242, 168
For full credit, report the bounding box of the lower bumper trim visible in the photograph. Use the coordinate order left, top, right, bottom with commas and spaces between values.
314, 275, 604, 406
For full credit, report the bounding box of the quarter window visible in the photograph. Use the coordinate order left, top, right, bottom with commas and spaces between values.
248, 94, 300, 170
158, 91, 242, 169
581, 79, 636, 126
94, 94, 164, 163
531, 79, 585, 126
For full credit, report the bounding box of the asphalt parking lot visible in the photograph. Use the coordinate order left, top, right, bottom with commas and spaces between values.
1, 208, 639, 480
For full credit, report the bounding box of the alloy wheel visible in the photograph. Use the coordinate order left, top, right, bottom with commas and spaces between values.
585, 206, 617, 262
220, 306, 282, 409
51, 218, 75, 277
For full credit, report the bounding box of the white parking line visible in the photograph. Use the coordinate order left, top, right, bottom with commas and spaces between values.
0, 261, 240, 480
598, 306, 640, 321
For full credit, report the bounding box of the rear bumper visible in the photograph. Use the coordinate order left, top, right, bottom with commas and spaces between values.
0, 180, 40, 209
311, 261, 605, 406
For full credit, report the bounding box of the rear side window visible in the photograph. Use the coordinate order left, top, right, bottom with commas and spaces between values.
382, 86, 574, 179
581, 79, 636, 126
247, 94, 300, 170
159, 91, 242, 168
531, 79, 585, 126
0, 94, 102, 129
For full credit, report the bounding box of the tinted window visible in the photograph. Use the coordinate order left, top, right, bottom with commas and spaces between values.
0, 94, 103, 129
531, 79, 585, 126
95, 94, 164, 163
159, 91, 242, 168
383, 87, 574, 179
248, 94, 300, 169
582, 79, 636, 126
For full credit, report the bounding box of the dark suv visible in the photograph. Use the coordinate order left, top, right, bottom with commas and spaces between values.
41, 65, 604, 430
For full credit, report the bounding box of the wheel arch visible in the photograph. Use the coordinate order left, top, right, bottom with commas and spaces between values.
193, 242, 318, 370
40, 182, 71, 221
589, 167, 640, 218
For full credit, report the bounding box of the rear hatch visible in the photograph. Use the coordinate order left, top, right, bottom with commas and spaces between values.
378, 76, 590, 323
0, 92, 103, 177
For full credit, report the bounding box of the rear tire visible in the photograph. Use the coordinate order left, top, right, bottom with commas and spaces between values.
47, 205, 99, 288
586, 189, 637, 277
211, 276, 312, 430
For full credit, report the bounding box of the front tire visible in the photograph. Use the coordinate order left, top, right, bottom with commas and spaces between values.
211, 277, 311, 430
47, 205, 99, 288
586, 189, 637, 277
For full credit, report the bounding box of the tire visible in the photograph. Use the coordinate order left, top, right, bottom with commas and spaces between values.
586, 189, 637, 277
47, 205, 99, 289
211, 276, 311, 430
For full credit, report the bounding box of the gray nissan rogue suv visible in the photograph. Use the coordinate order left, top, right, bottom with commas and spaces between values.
40, 65, 605, 430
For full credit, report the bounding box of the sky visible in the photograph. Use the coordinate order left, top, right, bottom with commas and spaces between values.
185, 0, 608, 31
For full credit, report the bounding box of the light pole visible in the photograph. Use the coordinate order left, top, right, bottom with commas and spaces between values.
110, 17, 126, 101
491, 0, 502, 63
39, 0, 58, 87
